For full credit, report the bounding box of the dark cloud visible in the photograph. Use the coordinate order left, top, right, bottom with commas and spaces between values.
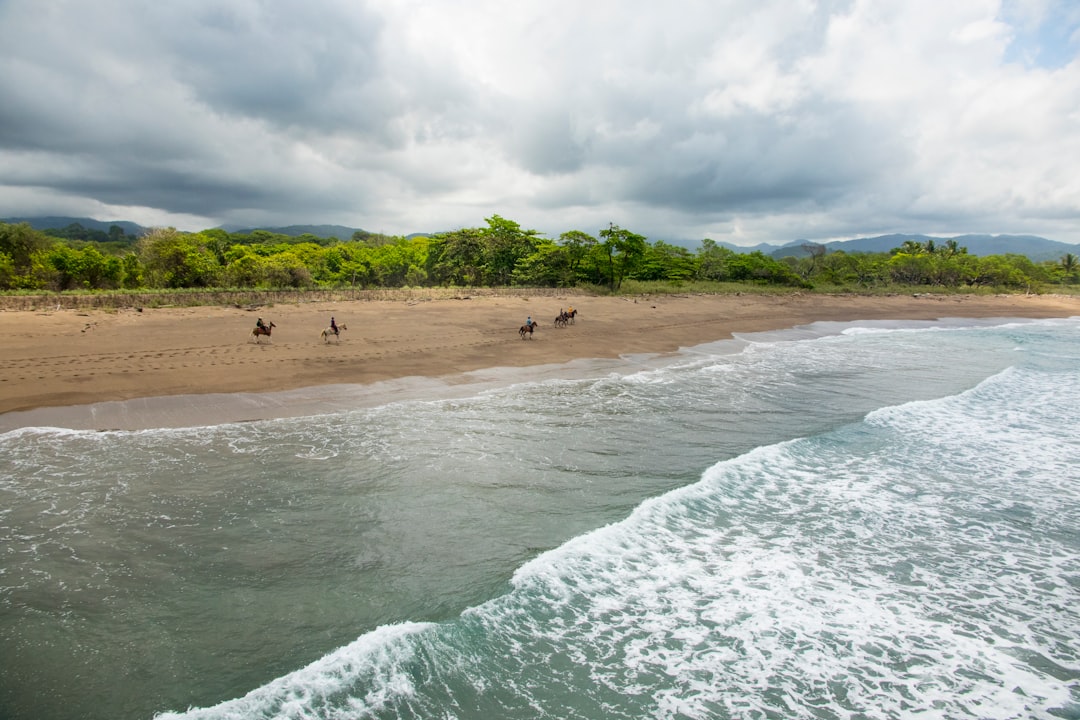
0, 0, 1077, 244
165, 4, 390, 133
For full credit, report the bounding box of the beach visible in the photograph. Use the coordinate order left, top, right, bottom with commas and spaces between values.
0, 291, 1076, 431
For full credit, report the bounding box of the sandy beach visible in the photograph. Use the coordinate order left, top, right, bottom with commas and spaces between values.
0, 291, 1076, 430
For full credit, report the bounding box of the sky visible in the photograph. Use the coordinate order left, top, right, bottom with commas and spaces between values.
1, 0, 1078, 247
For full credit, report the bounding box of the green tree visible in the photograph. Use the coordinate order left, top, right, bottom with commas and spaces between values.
1060, 253, 1078, 283
897, 239, 926, 255
512, 239, 570, 287
222, 246, 266, 287
942, 239, 966, 257
44, 245, 120, 290
636, 240, 697, 282
696, 239, 735, 281
137, 228, 221, 288
426, 228, 486, 286
120, 253, 143, 289
797, 243, 828, 280
367, 236, 430, 287
0, 222, 52, 278
263, 253, 313, 288
482, 215, 542, 286
598, 223, 647, 291
0, 251, 15, 289
888, 252, 930, 284
726, 251, 804, 286
368, 244, 412, 286
558, 230, 597, 284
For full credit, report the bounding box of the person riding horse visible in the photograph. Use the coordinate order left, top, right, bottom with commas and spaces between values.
256, 317, 268, 333
330, 316, 339, 336
520, 316, 537, 339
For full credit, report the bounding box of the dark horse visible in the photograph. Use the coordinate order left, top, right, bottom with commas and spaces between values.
554, 309, 578, 328
519, 323, 536, 339
251, 321, 276, 343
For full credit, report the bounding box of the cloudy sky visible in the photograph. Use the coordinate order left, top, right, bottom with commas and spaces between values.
1, 0, 1078, 246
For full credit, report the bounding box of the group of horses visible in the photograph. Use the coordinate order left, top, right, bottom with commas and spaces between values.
251, 309, 574, 344
553, 309, 578, 328
249, 322, 347, 344
519, 308, 578, 339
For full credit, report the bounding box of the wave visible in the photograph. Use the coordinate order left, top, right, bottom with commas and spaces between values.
158, 353, 1080, 719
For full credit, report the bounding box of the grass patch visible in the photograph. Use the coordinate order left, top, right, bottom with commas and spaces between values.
1, 281, 1072, 312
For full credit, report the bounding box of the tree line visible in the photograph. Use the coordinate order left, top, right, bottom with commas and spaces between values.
1, 216, 1077, 294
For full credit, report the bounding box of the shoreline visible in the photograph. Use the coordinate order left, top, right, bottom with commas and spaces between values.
1, 292, 1076, 431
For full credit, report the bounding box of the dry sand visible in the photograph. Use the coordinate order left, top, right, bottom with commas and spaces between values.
0, 292, 1076, 430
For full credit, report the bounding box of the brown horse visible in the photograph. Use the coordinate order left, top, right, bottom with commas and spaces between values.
321, 324, 347, 343
519, 323, 536, 339
554, 309, 578, 327
251, 321, 276, 343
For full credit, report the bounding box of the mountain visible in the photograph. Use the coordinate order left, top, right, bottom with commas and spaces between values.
712, 240, 787, 255
769, 234, 1080, 262
4, 217, 1077, 262
0, 217, 370, 240
1, 216, 148, 236
218, 224, 366, 239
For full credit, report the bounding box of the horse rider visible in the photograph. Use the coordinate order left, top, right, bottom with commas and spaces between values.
256, 317, 268, 333
330, 316, 339, 336
526, 315, 534, 329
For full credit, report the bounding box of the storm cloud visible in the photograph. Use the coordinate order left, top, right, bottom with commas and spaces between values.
1, 0, 1078, 245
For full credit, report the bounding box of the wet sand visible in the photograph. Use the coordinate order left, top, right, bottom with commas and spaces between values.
0, 292, 1075, 431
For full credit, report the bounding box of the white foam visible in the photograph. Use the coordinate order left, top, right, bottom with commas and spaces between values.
462, 352, 1080, 717
154, 622, 437, 719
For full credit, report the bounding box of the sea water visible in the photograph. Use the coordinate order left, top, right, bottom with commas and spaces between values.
1, 316, 1077, 720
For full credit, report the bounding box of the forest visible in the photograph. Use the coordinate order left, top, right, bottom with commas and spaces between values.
1, 215, 1077, 295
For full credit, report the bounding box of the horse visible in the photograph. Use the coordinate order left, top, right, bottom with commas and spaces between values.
566, 308, 578, 325
519, 323, 536, 339
554, 313, 568, 328
321, 324, 347, 343
250, 321, 276, 343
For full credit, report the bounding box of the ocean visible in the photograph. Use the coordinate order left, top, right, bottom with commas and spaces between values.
1, 316, 1078, 720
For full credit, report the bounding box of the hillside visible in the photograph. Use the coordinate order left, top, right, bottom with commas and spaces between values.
2, 216, 147, 236
757, 234, 1079, 262
218, 224, 367, 239
5, 217, 1078, 262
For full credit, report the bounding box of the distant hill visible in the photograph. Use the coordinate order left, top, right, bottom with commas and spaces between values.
2, 216, 148, 236
765, 234, 1080, 263
712, 240, 786, 255
218, 224, 366, 239
5, 217, 1076, 261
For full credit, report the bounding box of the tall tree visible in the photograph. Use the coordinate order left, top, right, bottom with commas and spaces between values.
0, 222, 51, 273
598, 223, 647, 291
637, 241, 697, 282
137, 228, 221, 288
558, 230, 597, 283
1061, 253, 1078, 282
696, 238, 735, 281
426, 228, 486, 286
482, 215, 541, 286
